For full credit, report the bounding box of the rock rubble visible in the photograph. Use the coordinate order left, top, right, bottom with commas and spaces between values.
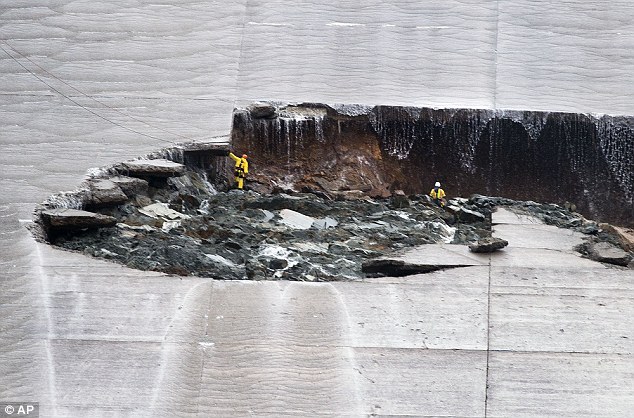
34, 159, 634, 279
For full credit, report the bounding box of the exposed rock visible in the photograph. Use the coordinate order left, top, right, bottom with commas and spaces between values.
37, 145, 631, 281
133, 195, 153, 208
457, 207, 487, 223
390, 190, 410, 209
333, 190, 369, 201
586, 242, 632, 266
599, 224, 634, 252
248, 103, 277, 119
368, 187, 392, 199
469, 237, 509, 253
268, 258, 288, 270
445, 204, 461, 216
109, 176, 149, 198
86, 179, 128, 207
312, 217, 338, 229
139, 203, 191, 220
117, 159, 185, 178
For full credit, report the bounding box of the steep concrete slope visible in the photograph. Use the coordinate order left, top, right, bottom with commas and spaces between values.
1, 1, 633, 417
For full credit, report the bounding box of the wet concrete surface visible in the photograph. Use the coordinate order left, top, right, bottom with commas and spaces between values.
2, 1, 634, 417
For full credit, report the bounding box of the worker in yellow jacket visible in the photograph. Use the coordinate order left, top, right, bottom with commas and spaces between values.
430, 181, 446, 207
228, 152, 249, 189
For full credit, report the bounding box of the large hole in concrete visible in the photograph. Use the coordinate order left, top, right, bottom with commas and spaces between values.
32, 102, 634, 279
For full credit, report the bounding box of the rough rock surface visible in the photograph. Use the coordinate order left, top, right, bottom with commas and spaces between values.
86, 179, 129, 207
578, 242, 633, 267
469, 237, 509, 253
109, 176, 150, 198
36, 154, 633, 280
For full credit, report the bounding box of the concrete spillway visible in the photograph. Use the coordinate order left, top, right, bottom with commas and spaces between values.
1, 1, 633, 417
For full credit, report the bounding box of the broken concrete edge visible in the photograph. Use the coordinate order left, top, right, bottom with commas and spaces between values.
361, 259, 473, 278
27, 126, 632, 274
24, 143, 204, 241
35, 208, 117, 243
234, 101, 569, 122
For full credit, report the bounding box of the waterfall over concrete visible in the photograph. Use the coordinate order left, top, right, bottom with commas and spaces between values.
233, 103, 634, 226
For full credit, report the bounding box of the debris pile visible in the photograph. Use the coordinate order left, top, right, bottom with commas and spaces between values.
33, 157, 633, 280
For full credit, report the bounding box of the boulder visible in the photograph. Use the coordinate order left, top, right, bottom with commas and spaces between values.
457, 207, 487, 223
118, 159, 185, 178
445, 204, 461, 215
599, 224, 634, 252
110, 176, 149, 197
469, 237, 509, 253
268, 258, 289, 270
86, 179, 128, 207
588, 242, 632, 266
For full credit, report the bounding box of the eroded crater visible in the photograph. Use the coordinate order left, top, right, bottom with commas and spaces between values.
32, 102, 634, 278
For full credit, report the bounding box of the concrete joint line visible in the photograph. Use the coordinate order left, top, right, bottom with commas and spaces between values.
484, 254, 493, 417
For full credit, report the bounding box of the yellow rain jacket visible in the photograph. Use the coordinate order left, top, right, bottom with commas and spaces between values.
229, 152, 249, 189
229, 152, 248, 178
429, 187, 445, 200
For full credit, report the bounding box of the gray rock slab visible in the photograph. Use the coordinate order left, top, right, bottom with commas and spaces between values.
247, 102, 277, 118
458, 207, 487, 223
312, 216, 338, 229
